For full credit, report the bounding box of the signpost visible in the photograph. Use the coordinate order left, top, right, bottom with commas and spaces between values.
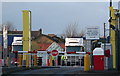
51, 50, 58, 66
3, 26, 8, 66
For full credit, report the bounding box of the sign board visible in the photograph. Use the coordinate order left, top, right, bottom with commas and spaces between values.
65, 38, 83, 46
51, 50, 58, 56
86, 26, 99, 40
3, 26, 8, 48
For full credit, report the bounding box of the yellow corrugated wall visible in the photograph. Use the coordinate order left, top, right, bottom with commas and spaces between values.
22, 10, 30, 60
110, 7, 116, 68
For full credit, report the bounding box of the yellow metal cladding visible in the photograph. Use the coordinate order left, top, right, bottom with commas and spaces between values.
22, 10, 30, 60
109, 7, 116, 68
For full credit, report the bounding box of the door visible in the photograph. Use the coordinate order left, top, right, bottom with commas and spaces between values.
93, 55, 104, 70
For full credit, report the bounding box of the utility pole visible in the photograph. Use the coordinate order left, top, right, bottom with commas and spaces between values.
104, 23, 106, 54
1, 24, 3, 59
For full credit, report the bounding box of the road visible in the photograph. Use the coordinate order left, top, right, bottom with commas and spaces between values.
4, 66, 120, 76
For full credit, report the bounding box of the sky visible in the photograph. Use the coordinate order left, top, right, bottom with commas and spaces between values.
1, 1, 119, 37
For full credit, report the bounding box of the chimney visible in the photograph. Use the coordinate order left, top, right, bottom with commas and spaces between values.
39, 28, 42, 35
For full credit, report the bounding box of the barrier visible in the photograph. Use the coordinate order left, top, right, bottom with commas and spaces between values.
11, 51, 91, 68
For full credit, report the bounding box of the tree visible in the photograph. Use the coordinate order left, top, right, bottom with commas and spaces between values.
63, 22, 78, 38
6, 21, 16, 31
62, 22, 85, 38
78, 29, 85, 37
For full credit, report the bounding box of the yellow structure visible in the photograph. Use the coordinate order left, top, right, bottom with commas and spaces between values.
34, 55, 37, 66
22, 10, 30, 60
84, 54, 90, 71
19, 54, 22, 67
109, 7, 119, 69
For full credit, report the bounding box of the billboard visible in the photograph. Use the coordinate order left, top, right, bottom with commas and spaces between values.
86, 26, 100, 40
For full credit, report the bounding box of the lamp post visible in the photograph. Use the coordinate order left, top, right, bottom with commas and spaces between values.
104, 23, 106, 56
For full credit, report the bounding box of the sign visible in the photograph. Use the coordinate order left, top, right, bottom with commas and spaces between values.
51, 50, 58, 56
47, 42, 63, 52
86, 26, 99, 40
3, 26, 8, 48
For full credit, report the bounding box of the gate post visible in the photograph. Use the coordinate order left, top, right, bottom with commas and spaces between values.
84, 54, 90, 71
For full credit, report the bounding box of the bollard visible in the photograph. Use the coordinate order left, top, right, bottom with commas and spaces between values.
19, 54, 22, 67
84, 54, 90, 71
7, 57, 9, 67
26, 54, 29, 67
50, 55, 52, 66
34, 55, 37, 67
15, 53, 18, 66
47, 59, 49, 66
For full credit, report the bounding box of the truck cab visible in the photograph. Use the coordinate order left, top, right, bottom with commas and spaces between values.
65, 38, 84, 66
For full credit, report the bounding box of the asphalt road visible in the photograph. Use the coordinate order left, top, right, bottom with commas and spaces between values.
3, 66, 120, 76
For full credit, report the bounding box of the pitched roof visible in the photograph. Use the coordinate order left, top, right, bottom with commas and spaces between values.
58, 43, 65, 49
34, 34, 65, 43
37, 43, 51, 51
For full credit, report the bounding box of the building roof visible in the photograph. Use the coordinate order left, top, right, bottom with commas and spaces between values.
34, 34, 65, 43
58, 43, 65, 49
0, 31, 41, 39
38, 43, 51, 51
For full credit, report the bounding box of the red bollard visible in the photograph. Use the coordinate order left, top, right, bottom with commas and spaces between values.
47, 59, 49, 66
15, 53, 18, 66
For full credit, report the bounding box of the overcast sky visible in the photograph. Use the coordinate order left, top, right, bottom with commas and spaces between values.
1, 2, 119, 36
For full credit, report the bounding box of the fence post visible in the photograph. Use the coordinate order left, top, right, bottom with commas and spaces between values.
84, 54, 90, 71
34, 54, 37, 66
19, 54, 22, 67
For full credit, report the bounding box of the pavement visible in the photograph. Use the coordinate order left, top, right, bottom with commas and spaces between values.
1, 66, 120, 76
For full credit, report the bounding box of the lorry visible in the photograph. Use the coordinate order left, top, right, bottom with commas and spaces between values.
65, 38, 84, 66
11, 37, 23, 65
